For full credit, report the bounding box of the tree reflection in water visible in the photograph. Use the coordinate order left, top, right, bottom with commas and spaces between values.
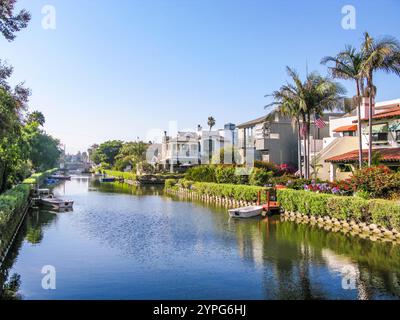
0, 209, 57, 299
229, 216, 400, 299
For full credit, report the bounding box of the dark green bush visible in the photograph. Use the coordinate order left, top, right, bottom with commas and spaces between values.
270, 174, 296, 186
286, 178, 323, 190
254, 161, 279, 175
249, 168, 273, 186
215, 166, 236, 184
185, 165, 216, 182
165, 179, 178, 189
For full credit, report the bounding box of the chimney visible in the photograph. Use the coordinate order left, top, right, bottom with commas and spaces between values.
360, 97, 375, 119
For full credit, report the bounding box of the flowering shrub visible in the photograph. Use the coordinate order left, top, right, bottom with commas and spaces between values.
330, 179, 354, 195
277, 163, 297, 175
347, 166, 400, 199
254, 161, 280, 175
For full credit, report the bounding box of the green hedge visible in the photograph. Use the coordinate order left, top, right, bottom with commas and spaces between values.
0, 184, 30, 230
165, 179, 272, 202
103, 170, 136, 181
277, 188, 400, 230
22, 168, 58, 185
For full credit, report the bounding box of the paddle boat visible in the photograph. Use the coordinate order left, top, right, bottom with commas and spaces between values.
259, 188, 285, 216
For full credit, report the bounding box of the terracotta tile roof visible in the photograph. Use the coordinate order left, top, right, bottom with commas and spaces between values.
333, 125, 357, 133
353, 107, 400, 122
325, 148, 400, 163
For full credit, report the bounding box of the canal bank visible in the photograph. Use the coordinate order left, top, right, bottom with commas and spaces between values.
1, 176, 400, 300
165, 180, 400, 245
0, 169, 58, 267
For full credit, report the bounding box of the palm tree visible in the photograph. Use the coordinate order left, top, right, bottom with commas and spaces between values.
360, 32, 400, 166
266, 87, 304, 178
305, 72, 346, 178
321, 45, 365, 168
268, 67, 345, 179
207, 116, 216, 131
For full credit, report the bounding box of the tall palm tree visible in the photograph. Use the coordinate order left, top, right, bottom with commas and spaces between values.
269, 67, 345, 179
304, 72, 346, 178
321, 45, 365, 168
207, 116, 216, 131
361, 32, 400, 166
266, 87, 304, 178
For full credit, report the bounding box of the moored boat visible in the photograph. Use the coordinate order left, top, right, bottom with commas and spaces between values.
39, 195, 74, 210
100, 177, 116, 183
49, 174, 71, 180
228, 205, 263, 218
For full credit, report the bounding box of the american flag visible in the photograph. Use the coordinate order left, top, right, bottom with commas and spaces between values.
315, 114, 326, 129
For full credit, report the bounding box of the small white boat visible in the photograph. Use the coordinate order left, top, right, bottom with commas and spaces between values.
228, 205, 263, 218
39, 195, 74, 210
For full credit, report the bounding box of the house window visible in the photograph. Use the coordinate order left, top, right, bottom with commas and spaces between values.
396, 130, 400, 141
245, 126, 254, 148
343, 131, 355, 137
370, 123, 388, 143
338, 164, 353, 172
372, 132, 388, 142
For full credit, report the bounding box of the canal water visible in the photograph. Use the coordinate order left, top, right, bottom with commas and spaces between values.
1, 176, 399, 300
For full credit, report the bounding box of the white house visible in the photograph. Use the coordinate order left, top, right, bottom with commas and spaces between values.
315, 98, 400, 181
157, 123, 238, 171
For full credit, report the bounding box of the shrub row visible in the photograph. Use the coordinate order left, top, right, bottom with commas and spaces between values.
22, 168, 58, 185
166, 179, 273, 202
103, 170, 136, 181
184, 165, 279, 186
0, 184, 31, 230
277, 188, 400, 230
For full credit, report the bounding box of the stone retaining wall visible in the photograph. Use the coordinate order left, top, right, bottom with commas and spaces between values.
166, 187, 400, 246
280, 211, 400, 245
166, 187, 258, 209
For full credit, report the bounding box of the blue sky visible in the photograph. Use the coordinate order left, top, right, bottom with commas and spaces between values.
1, 0, 400, 153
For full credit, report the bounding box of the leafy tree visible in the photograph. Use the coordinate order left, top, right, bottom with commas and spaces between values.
0, 1, 59, 192
114, 141, 148, 171
0, 0, 31, 41
24, 122, 62, 171
26, 111, 45, 126
87, 144, 99, 162
0, 88, 28, 191
91, 140, 123, 166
